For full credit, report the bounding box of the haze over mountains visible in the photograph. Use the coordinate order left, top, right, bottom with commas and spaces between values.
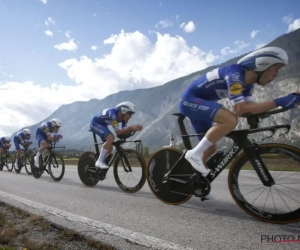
12, 29, 300, 152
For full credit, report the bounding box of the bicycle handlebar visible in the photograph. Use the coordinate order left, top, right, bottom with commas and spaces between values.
242, 108, 288, 128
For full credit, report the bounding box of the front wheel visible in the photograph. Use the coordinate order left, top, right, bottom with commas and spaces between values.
147, 148, 194, 205
5, 155, 14, 172
49, 153, 65, 182
23, 155, 32, 175
113, 149, 146, 193
228, 143, 300, 224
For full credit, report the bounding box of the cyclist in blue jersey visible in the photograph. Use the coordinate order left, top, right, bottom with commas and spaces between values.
90, 101, 143, 170
34, 118, 63, 167
179, 46, 300, 188
13, 128, 32, 169
0, 136, 11, 169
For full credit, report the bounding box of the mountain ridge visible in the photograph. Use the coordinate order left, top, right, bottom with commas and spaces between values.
11, 29, 300, 151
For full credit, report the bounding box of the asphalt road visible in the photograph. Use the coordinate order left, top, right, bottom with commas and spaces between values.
0, 165, 299, 250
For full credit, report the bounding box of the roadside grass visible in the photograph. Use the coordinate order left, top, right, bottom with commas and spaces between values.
0, 202, 116, 250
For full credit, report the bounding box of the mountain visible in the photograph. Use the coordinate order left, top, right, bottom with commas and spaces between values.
11, 29, 300, 152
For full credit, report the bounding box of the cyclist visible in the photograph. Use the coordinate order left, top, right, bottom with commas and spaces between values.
179, 46, 300, 180
0, 136, 11, 170
90, 101, 143, 170
13, 128, 33, 169
34, 118, 63, 167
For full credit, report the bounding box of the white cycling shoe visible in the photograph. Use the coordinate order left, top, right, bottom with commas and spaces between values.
95, 161, 109, 170
185, 151, 209, 176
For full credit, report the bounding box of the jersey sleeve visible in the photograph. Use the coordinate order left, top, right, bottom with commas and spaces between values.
225, 65, 247, 105
122, 121, 127, 129
42, 122, 51, 135
108, 110, 121, 132
243, 84, 254, 102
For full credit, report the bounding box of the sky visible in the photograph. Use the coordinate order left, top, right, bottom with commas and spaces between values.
0, 0, 300, 135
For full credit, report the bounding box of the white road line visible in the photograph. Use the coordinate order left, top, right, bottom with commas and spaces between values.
0, 190, 195, 250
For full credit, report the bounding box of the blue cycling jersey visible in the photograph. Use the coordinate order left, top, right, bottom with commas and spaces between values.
92, 108, 127, 132
37, 121, 53, 135
178, 64, 256, 139
15, 131, 27, 143
181, 64, 254, 105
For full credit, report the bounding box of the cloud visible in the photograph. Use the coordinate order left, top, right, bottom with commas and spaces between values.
44, 30, 53, 36
155, 20, 173, 28
91, 46, 98, 50
40, 0, 49, 4
0, 30, 219, 135
282, 14, 293, 24
54, 39, 78, 51
65, 30, 71, 38
250, 30, 259, 38
179, 21, 196, 33
287, 18, 300, 32
45, 17, 55, 26
221, 40, 250, 56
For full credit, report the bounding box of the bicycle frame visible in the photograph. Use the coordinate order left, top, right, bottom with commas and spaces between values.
90, 130, 142, 172
40, 140, 65, 170
169, 108, 290, 186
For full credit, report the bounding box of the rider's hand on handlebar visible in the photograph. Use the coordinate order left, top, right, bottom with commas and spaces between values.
131, 124, 143, 131
274, 93, 300, 109
54, 134, 63, 140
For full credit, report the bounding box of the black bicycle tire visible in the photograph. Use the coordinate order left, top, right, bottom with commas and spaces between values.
228, 143, 300, 224
49, 153, 65, 182
24, 155, 32, 175
77, 151, 100, 187
113, 149, 146, 193
146, 148, 194, 205
6, 155, 14, 172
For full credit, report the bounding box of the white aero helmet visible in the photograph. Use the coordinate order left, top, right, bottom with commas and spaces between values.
51, 118, 62, 127
115, 101, 135, 115
23, 128, 31, 135
237, 47, 288, 72
4, 136, 11, 142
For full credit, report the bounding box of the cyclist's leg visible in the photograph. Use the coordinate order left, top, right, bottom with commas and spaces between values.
189, 119, 216, 164
14, 137, 22, 168
34, 130, 48, 167
179, 97, 237, 175
90, 121, 114, 169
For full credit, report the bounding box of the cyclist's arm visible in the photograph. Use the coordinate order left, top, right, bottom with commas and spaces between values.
115, 126, 134, 136
233, 100, 276, 117
233, 84, 276, 116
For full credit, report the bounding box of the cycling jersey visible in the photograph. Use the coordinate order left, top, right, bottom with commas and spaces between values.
90, 108, 127, 142
36, 121, 53, 144
14, 132, 30, 150
0, 137, 10, 149
179, 64, 255, 139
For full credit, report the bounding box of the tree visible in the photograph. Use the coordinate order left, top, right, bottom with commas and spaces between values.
143, 146, 150, 157
178, 142, 185, 150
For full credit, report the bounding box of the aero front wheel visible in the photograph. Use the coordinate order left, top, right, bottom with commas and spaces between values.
228, 143, 300, 224
147, 148, 194, 205
113, 149, 146, 193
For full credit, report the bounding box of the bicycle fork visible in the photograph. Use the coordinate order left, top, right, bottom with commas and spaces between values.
244, 147, 275, 187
